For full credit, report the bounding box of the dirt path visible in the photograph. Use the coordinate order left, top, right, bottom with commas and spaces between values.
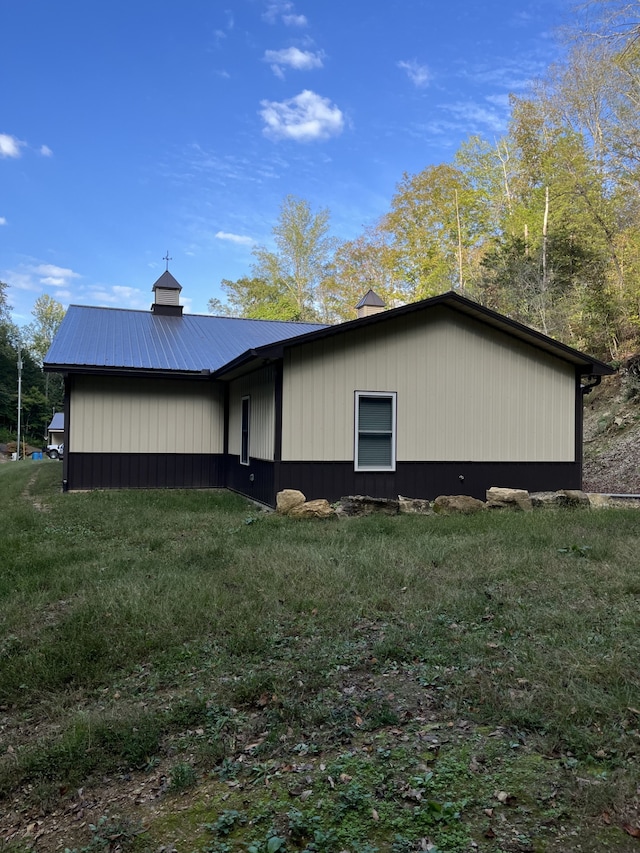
20, 466, 51, 512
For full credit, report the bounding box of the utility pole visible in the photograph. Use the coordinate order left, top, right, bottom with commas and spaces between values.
16, 348, 22, 461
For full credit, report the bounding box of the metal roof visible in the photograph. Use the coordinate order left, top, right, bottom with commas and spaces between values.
47, 412, 64, 431
355, 289, 385, 309
152, 270, 182, 292
44, 306, 327, 374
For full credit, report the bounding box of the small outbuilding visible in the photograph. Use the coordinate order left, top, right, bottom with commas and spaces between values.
44, 273, 614, 506
47, 412, 65, 447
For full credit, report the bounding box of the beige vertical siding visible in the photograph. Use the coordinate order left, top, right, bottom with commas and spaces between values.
282, 307, 576, 462
70, 376, 224, 453
228, 365, 275, 460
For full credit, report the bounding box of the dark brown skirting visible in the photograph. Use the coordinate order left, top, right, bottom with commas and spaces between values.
273, 461, 582, 505
64, 455, 582, 508
226, 456, 275, 507
67, 453, 225, 490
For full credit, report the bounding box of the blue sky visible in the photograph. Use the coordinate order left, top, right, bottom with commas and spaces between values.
2, 0, 572, 326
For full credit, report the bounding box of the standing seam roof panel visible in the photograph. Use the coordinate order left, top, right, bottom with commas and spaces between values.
44, 306, 328, 372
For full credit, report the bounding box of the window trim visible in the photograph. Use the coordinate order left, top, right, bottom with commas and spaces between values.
240, 395, 250, 466
354, 391, 397, 472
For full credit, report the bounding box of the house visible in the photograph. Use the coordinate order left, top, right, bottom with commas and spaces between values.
44, 272, 614, 506
47, 412, 64, 447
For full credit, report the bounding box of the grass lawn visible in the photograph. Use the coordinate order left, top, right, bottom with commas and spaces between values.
0, 462, 638, 852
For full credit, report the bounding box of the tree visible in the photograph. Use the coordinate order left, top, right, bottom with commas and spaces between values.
209, 276, 299, 320
27, 294, 66, 364
0, 281, 10, 324
325, 226, 399, 321
0, 282, 19, 436
381, 164, 465, 298
24, 294, 65, 415
210, 196, 339, 322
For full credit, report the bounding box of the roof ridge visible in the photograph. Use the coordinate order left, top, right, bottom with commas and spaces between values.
67, 304, 328, 326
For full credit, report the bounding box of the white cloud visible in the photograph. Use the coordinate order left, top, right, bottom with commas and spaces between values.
485, 93, 511, 110
260, 90, 344, 142
263, 2, 307, 27
398, 59, 431, 88
40, 144, 53, 157
443, 101, 507, 133
34, 264, 81, 287
0, 217, 6, 226
215, 231, 254, 246
264, 47, 324, 78
86, 285, 148, 310
2, 271, 37, 292
54, 289, 72, 299
283, 13, 307, 26
0, 133, 25, 158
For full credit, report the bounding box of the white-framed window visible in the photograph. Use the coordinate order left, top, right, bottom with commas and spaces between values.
354, 391, 397, 471
240, 396, 250, 465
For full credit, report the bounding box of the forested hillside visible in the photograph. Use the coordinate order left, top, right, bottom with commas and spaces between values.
0, 282, 64, 446
583, 357, 640, 493
212, 2, 640, 364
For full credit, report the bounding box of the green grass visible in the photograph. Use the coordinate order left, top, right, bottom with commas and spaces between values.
0, 461, 639, 852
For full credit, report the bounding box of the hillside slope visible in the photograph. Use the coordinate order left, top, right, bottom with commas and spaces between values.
582, 368, 640, 494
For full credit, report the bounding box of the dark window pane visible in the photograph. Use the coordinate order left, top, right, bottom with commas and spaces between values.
359, 396, 392, 432
358, 433, 392, 467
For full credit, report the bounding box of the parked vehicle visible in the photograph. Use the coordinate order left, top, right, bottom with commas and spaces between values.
46, 443, 64, 460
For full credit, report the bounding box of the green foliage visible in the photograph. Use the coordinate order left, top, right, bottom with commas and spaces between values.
26, 293, 65, 364
205, 809, 247, 837
0, 285, 64, 443
382, 163, 465, 297
209, 277, 300, 321
64, 813, 145, 852
211, 196, 338, 322
169, 761, 197, 790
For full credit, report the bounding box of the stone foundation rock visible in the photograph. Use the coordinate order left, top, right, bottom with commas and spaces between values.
433, 494, 485, 515
339, 495, 400, 516
398, 495, 433, 514
288, 498, 334, 519
486, 486, 533, 511
530, 489, 590, 508
276, 489, 306, 514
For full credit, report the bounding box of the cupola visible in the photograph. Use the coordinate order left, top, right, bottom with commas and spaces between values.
355, 289, 385, 319
151, 270, 183, 317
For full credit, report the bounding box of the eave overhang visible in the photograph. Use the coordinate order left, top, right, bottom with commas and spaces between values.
43, 364, 215, 380
213, 291, 616, 380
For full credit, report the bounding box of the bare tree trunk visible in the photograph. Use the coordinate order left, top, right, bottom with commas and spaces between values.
495, 139, 513, 214
454, 189, 464, 290
540, 186, 550, 334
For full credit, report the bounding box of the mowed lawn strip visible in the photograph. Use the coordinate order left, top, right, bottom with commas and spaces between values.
0, 462, 638, 852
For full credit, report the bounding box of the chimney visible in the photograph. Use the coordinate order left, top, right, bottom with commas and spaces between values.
355, 289, 385, 319
151, 271, 183, 316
